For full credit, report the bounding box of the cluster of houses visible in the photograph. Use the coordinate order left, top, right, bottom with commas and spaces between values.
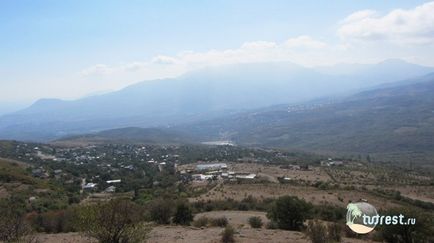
321, 158, 344, 167
180, 163, 257, 182
82, 179, 122, 193
31, 167, 50, 178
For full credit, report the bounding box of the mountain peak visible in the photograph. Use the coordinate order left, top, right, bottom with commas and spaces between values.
379, 58, 409, 64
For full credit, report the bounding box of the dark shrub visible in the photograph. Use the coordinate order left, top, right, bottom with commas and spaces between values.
210, 217, 228, 227
248, 216, 263, 228
173, 202, 194, 225
192, 216, 209, 228
313, 205, 345, 221
149, 199, 173, 224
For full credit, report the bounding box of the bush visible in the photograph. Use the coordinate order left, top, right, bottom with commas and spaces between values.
191, 197, 274, 213
312, 205, 345, 221
328, 223, 342, 242
192, 216, 209, 228
32, 209, 75, 233
0, 198, 34, 242
173, 202, 194, 225
306, 220, 327, 243
265, 221, 278, 229
210, 217, 228, 227
149, 199, 173, 224
73, 199, 149, 243
267, 196, 312, 230
221, 225, 235, 243
306, 220, 342, 243
248, 216, 263, 228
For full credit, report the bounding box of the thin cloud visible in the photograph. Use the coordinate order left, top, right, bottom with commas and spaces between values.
80, 35, 329, 77
338, 2, 434, 44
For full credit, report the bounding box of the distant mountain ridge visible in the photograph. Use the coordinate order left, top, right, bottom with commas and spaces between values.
0, 59, 433, 141
54, 127, 194, 146
175, 73, 434, 163
53, 72, 434, 165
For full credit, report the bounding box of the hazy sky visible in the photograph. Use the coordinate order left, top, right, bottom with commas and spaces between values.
1, 0, 434, 105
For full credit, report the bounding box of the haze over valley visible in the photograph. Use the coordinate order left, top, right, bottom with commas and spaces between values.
1, 1, 434, 243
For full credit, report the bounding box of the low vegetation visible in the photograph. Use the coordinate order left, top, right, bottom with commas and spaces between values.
73, 199, 149, 243
148, 199, 174, 224
0, 198, 34, 242
248, 216, 263, 228
173, 201, 194, 225
221, 225, 236, 243
306, 220, 342, 243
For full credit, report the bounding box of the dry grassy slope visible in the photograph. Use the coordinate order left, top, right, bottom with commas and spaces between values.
0, 158, 36, 185
0, 157, 50, 199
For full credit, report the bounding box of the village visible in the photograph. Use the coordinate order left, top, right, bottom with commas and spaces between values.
1, 140, 355, 197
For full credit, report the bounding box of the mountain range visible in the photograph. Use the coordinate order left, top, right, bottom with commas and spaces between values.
0, 59, 433, 144
176, 73, 434, 163
57, 73, 434, 164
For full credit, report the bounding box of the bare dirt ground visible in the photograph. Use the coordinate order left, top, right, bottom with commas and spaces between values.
36, 227, 374, 243
148, 226, 310, 243
191, 183, 401, 210
33, 210, 377, 243
35, 233, 96, 243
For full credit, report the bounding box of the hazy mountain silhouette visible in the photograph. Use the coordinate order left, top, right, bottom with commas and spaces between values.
176, 73, 434, 163
0, 60, 433, 141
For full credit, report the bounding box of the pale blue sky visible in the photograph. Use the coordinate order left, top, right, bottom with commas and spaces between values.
1, 0, 433, 105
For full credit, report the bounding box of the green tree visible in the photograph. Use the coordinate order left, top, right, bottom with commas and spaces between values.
267, 196, 312, 230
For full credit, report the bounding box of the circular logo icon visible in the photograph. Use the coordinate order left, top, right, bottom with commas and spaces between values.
346, 202, 378, 234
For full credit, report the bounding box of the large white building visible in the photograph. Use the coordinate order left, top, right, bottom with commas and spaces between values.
196, 163, 228, 171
